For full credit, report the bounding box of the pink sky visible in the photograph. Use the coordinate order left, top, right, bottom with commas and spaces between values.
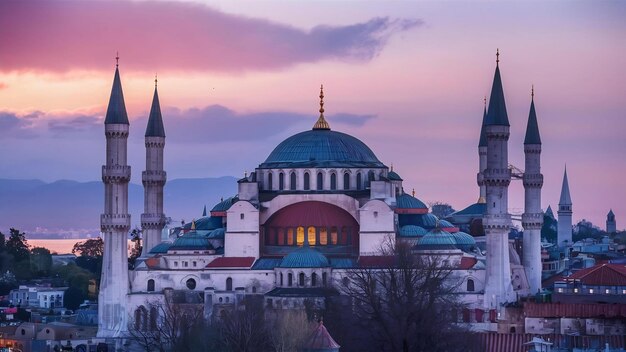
1, 0, 625, 229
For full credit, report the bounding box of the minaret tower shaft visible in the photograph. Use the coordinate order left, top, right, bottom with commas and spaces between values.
141, 77, 167, 256
477, 97, 488, 203
557, 167, 573, 247
483, 50, 515, 308
98, 57, 131, 337
522, 87, 543, 294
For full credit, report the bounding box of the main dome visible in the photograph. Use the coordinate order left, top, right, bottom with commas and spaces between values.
259, 129, 385, 169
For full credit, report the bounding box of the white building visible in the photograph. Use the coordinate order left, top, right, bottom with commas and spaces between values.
10, 286, 67, 309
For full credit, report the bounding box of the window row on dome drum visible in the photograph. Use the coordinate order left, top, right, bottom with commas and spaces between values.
263, 169, 384, 192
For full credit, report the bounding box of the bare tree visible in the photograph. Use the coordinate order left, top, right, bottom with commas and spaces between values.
218, 296, 271, 352
340, 241, 472, 352
267, 310, 313, 352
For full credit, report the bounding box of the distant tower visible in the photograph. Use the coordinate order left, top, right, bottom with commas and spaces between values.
98, 57, 130, 337
557, 167, 573, 247
477, 97, 488, 203
483, 50, 515, 308
522, 87, 543, 294
141, 77, 167, 256
606, 209, 616, 234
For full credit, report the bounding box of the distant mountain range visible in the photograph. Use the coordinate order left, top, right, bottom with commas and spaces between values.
0, 177, 238, 238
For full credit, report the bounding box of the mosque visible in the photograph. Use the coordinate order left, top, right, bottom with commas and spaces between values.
97, 52, 549, 337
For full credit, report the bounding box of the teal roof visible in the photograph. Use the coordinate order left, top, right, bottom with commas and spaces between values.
388, 170, 402, 181
438, 219, 455, 229
399, 225, 428, 237
329, 258, 357, 268
524, 97, 541, 145
450, 202, 486, 217
478, 104, 488, 147
211, 196, 238, 212
183, 216, 223, 231
451, 231, 476, 246
485, 64, 510, 126
170, 232, 213, 251
145, 86, 165, 137
396, 192, 427, 210
418, 213, 439, 228
259, 129, 385, 169
206, 227, 225, 239
251, 258, 283, 270
104, 67, 129, 125
279, 246, 330, 268
149, 242, 172, 254
416, 229, 457, 250
545, 205, 555, 219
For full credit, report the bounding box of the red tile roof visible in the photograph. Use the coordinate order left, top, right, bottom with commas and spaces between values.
358, 256, 395, 268
206, 257, 255, 268
458, 256, 478, 270
567, 263, 626, 286
477, 333, 625, 352
303, 321, 340, 350
145, 257, 160, 269
524, 302, 626, 318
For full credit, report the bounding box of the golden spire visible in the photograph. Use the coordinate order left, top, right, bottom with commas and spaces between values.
191, 219, 196, 231
313, 84, 330, 130
477, 196, 486, 204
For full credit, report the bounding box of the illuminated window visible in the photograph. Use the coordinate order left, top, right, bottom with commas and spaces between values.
605, 289, 610, 294
287, 228, 294, 245
330, 227, 338, 245
557, 288, 563, 293
297, 226, 305, 246
320, 228, 328, 245
308, 226, 316, 246
574, 288, 579, 293
622, 289, 626, 294
589, 288, 594, 294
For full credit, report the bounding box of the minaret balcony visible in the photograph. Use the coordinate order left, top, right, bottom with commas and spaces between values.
100, 214, 131, 230
522, 174, 543, 187
142, 170, 167, 184
522, 213, 543, 228
141, 213, 166, 227
483, 213, 511, 229
102, 165, 131, 182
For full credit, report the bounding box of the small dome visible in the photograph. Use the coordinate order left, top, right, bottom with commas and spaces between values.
396, 193, 428, 211
211, 196, 239, 213
207, 227, 225, 239
170, 232, 213, 251
418, 213, 439, 228
451, 231, 476, 247
259, 130, 384, 169
399, 225, 428, 237
279, 246, 330, 268
387, 170, 402, 181
416, 228, 456, 250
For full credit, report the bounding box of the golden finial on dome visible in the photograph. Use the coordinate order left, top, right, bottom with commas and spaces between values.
477, 196, 486, 204
313, 84, 330, 130
191, 219, 196, 231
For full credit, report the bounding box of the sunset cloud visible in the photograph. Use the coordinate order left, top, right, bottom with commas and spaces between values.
0, 1, 420, 73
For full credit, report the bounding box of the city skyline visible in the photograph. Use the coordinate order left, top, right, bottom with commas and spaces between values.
1, 0, 625, 227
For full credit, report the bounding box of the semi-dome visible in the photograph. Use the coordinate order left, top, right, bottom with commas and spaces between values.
259, 129, 385, 169
387, 170, 402, 181
279, 246, 330, 268
398, 225, 428, 237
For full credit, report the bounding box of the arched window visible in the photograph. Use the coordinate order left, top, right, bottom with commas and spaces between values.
330, 227, 338, 245
280, 273, 284, 286
149, 306, 158, 331
296, 226, 305, 246
311, 273, 317, 287
288, 273, 293, 287
147, 279, 155, 292
290, 172, 297, 190
307, 226, 316, 246
369, 170, 375, 182
322, 272, 328, 286
317, 172, 323, 190
226, 277, 233, 291
356, 173, 362, 190
287, 228, 295, 245
343, 172, 350, 190
268, 172, 273, 190
277, 228, 285, 245
279, 172, 284, 190
467, 279, 475, 292
304, 172, 310, 190
330, 173, 337, 190
319, 228, 328, 245
299, 273, 305, 286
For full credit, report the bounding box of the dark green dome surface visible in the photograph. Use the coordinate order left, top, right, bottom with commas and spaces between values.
259, 130, 385, 169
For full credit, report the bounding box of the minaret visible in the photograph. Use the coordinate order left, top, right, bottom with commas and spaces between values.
483, 50, 515, 308
606, 209, 616, 234
522, 86, 543, 294
477, 97, 488, 203
141, 76, 167, 256
557, 167, 573, 247
98, 56, 130, 337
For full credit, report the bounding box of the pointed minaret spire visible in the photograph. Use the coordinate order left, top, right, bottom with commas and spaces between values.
524, 86, 541, 145
104, 55, 129, 125
478, 96, 488, 147
145, 76, 165, 137
202, 205, 207, 217
559, 166, 572, 205
485, 50, 510, 126
313, 84, 331, 130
